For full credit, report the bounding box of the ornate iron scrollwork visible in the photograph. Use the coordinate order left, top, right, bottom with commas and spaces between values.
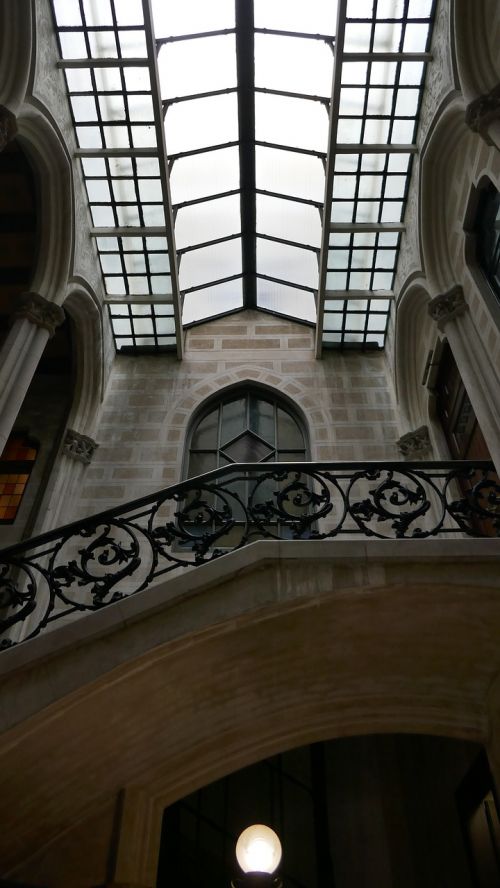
0, 460, 498, 648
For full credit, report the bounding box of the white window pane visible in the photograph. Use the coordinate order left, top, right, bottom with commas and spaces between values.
255, 35, 333, 97
65, 68, 92, 92
127, 95, 155, 121
53, 0, 82, 26
82, 157, 106, 177
255, 0, 338, 34
256, 147, 325, 205
373, 22, 402, 52
175, 195, 241, 249
256, 93, 329, 152
182, 280, 243, 324
59, 32, 88, 58
108, 156, 134, 177
179, 238, 241, 290
103, 125, 130, 148
159, 35, 236, 100
170, 147, 239, 204
98, 95, 126, 121
116, 205, 140, 226
257, 279, 316, 322
88, 31, 117, 57
76, 126, 102, 148
395, 88, 420, 117
344, 23, 372, 52
257, 194, 322, 244
125, 254, 146, 274
82, 0, 112, 26
71, 96, 98, 122
132, 125, 156, 147
124, 67, 151, 92
152, 0, 234, 38
257, 240, 318, 289
403, 23, 431, 51
165, 93, 238, 154
114, 0, 144, 26
86, 180, 111, 202
118, 30, 147, 57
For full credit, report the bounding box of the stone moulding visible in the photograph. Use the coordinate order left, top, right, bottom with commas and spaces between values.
63, 429, 99, 465
0, 104, 17, 151
14, 292, 65, 337
397, 425, 432, 457
428, 285, 468, 330
465, 84, 500, 146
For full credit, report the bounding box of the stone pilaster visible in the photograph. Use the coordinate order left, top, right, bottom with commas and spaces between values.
428, 284, 468, 331
465, 84, 500, 147
397, 425, 432, 458
0, 104, 17, 151
63, 429, 99, 465
14, 291, 65, 337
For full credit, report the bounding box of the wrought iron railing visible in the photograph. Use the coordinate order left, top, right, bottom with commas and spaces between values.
0, 461, 499, 649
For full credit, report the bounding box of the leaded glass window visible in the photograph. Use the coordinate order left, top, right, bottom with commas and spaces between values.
187, 390, 307, 478
476, 183, 500, 303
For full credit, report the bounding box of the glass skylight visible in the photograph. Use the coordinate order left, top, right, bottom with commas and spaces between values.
51, 0, 436, 350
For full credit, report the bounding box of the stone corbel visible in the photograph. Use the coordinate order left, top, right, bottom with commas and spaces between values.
14, 292, 65, 337
0, 105, 17, 152
63, 429, 99, 465
428, 285, 468, 331
465, 84, 500, 146
397, 425, 432, 458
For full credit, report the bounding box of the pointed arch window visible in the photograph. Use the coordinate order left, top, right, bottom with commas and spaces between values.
187, 389, 307, 479
476, 182, 500, 303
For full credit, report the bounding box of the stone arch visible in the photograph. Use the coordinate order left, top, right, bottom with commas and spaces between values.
453, 0, 500, 103
167, 366, 330, 478
420, 95, 473, 292
0, 0, 33, 114
0, 545, 497, 883
15, 100, 73, 306
63, 282, 105, 436
394, 278, 436, 430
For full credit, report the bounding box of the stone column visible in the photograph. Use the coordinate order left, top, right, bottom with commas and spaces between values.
465, 84, 500, 152
0, 293, 64, 454
0, 104, 17, 151
428, 284, 500, 472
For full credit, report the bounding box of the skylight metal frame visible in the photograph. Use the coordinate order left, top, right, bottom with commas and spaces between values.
52, 0, 183, 355
316, 0, 437, 354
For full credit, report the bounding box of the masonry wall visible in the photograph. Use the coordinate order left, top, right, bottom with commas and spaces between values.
69, 311, 401, 521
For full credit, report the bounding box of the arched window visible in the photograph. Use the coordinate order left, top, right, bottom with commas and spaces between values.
187, 389, 307, 479
476, 182, 500, 302
0, 434, 38, 524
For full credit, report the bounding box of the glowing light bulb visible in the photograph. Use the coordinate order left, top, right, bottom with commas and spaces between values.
235, 824, 282, 874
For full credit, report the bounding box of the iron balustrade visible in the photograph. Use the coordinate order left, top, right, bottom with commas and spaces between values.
0, 460, 499, 649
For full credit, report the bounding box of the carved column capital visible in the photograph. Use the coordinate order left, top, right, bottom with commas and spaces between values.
397, 425, 432, 457
428, 285, 468, 331
465, 84, 500, 146
14, 292, 65, 337
63, 429, 99, 465
0, 105, 17, 151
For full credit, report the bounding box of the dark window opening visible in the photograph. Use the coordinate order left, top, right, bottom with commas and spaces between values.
476, 183, 500, 303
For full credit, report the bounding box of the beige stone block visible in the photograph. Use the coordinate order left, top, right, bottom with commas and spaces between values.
255, 323, 306, 334
286, 336, 313, 348
167, 428, 182, 442
356, 408, 396, 422
81, 484, 126, 499
335, 426, 376, 441
128, 393, 167, 407
188, 338, 215, 349
221, 338, 281, 349
112, 468, 155, 480
139, 446, 178, 462
94, 446, 134, 463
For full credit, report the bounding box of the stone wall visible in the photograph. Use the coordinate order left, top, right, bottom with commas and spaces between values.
69, 311, 400, 521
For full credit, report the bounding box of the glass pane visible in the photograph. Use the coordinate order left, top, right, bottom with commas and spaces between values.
175, 194, 241, 249
256, 93, 329, 152
254, 0, 338, 34
179, 238, 242, 290
188, 451, 217, 478
223, 432, 274, 463
256, 146, 324, 204
182, 278, 243, 324
277, 408, 305, 450
158, 35, 236, 99
151, 0, 235, 38
257, 194, 322, 245
249, 397, 275, 445
165, 93, 239, 155
170, 147, 240, 204
257, 279, 317, 323
221, 398, 246, 444
257, 239, 318, 290
255, 34, 333, 97
191, 408, 218, 450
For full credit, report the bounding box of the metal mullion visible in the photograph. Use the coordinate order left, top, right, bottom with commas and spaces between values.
58, 57, 149, 68
255, 140, 326, 160
335, 142, 416, 153
75, 147, 158, 157
177, 233, 242, 256
254, 86, 330, 107
256, 188, 322, 210
142, 0, 183, 357
182, 273, 243, 295
254, 27, 335, 44
173, 188, 240, 210
236, 0, 257, 309
316, 0, 348, 356
256, 273, 316, 295
330, 222, 405, 233
91, 225, 166, 236
162, 87, 238, 110
342, 51, 432, 62
156, 28, 236, 46
324, 290, 393, 300
168, 140, 240, 162
256, 232, 319, 254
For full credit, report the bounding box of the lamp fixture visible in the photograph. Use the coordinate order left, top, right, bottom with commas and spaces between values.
232, 824, 283, 888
